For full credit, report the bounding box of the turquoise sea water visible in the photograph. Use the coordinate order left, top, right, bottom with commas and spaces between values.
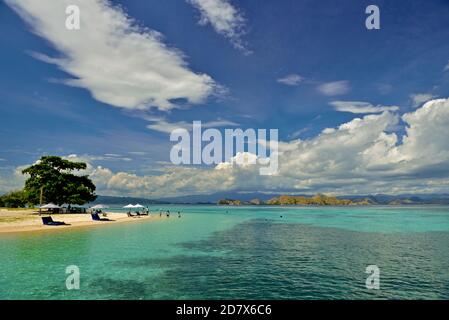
1, 205, 449, 299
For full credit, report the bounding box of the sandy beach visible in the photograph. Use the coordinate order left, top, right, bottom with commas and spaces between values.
0, 208, 162, 234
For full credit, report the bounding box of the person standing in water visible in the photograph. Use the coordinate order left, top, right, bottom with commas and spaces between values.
178, 211, 181, 218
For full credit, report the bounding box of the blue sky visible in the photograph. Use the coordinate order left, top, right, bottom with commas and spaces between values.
1, 0, 449, 197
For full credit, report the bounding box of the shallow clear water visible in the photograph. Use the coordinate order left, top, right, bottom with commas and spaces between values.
1, 205, 449, 299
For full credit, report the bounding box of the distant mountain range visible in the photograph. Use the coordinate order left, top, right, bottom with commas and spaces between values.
341, 193, 449, 205
93, 195, 166, 205
92, 192, 449, 205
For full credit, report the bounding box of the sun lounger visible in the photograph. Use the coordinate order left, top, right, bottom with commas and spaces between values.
41, 216, 67, 226
91, 213, 112, 221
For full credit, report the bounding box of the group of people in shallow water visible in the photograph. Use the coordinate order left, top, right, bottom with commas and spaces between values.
126, 208, 182, 218
159, 210, 182, 218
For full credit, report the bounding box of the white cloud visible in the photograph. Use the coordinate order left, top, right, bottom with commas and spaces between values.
188, 0, 248, 53
0, 167, 26, 193
215, 151, 259, 169
128, 151, 148, 156
146, 117, 238, 134
146, 120, 191, 134
67, 153, 132, 162
410, 93, 436, 108
394, 99, 449, 168
282, 98, 449, 193
277, 74, 303, 86
76, 98, 449, 196
6, 0, 217, 111
317, 81, 350, 96
330, 101, 400, 114
288, 127, 309, 139
6, 99, 449, 197
444, 61, 449, 72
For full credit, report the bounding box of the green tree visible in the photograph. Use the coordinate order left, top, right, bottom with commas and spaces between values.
0, 190, 27, 208
22, 156, 97, 206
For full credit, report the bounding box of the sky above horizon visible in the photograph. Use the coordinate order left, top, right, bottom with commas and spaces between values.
1, 0, 449, 198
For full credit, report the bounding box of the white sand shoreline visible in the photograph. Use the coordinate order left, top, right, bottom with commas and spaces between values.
0, 209, 162, 235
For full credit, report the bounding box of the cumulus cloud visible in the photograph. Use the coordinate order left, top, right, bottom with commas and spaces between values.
330, 101, 400, 114
6, 0, 217, 111
277, 74, 303, 86
317, 81, 350, 96
188, 0, 249, 53
394, 99, 449, 168
215, 151, 259, 169
91, 166, 237, 197
71, 98, 449, 196
444, 61, 449, 72
6, 99, 449, 197
410, 93, 436, 108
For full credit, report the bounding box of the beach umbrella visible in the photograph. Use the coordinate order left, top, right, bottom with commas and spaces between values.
134, 204, 145, 208
90, 204, 109, 209
123, 204, 135, 208
40, 203, 60, 209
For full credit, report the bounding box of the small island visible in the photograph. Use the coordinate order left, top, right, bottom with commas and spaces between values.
218, 194, 374, 206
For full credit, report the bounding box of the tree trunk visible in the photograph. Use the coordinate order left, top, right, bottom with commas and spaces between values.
39, 186, 43, 216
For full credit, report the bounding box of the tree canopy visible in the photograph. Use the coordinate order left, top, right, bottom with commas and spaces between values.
22, 156, 97, 206
0, 190, 27, 208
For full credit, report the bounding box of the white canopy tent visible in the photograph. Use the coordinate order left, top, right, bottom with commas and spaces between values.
123, 204, 135, 209
90, 204, 109, 209
40, 203, 60, 209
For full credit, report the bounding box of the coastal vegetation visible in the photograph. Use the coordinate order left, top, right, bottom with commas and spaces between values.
22, 156, 97, 206
0, 190, 28, 208
218, 199, 242, 206
0, 156, 97, 208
